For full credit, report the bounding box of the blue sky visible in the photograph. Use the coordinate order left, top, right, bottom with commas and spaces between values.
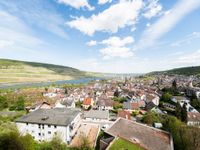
0, 0, 200, 73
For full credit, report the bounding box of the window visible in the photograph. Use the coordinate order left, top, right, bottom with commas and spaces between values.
48, 125, 51, 128
38, 133, 41, 136
26, 123, 28, 125
48, 131, 51, 134
42, 133, 45, 136
54, 125, 57, 128
38, 124, 41, 128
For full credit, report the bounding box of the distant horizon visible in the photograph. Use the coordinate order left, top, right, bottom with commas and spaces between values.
0, 0, 200, 73
1, 57, 199, 74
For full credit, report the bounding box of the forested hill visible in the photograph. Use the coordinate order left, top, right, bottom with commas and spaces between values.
0, 59, 95, 83
149, 66, 200, 76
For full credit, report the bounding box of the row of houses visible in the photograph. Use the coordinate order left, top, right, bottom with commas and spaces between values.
15, 108, 174, 150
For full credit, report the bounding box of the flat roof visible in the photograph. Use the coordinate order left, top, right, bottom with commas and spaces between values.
15, 108, 81, 126
106, 118, 173, 150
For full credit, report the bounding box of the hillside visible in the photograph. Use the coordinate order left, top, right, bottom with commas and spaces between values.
149, 66, 200, 76
0, 59, 95, 84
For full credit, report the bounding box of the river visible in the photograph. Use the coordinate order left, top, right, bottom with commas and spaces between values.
0, 77, 102, 89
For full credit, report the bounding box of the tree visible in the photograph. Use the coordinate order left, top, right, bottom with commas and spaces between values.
64, 88, 68, 94
181, 103, 187, 123
162, 116, 186, 150
15, 96, 25, 111
175, 103, 182, 120
191, 98, 200, 112
187, 126, 200, 150
79, 134, 91, 150
114, 89, 119, 97
160, 92, 172, 103
45, 87, 48, 92
172, 80, 177, 89
0, 96, 8, 110
142, 112, 161, 125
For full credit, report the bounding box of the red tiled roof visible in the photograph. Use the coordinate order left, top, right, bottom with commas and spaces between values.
187, 112, 200, 122
131, 102, 140, 110
117, 110, 131, 120
83, 98, 92, 105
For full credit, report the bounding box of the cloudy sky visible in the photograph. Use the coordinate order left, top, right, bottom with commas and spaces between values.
0, 0, 200, 73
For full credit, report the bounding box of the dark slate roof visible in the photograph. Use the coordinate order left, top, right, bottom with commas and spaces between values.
15, 108, 81, 126
106, 118, 173, 150
84, 110, 109, 119
145, 101, 156, 111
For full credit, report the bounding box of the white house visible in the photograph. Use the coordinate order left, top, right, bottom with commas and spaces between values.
15, 108, 82, 144
43, 92, 57, 98
187, 112, 200, 126
84, 110, 109, 122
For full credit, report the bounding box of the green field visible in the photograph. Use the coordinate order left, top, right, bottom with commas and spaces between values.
109, 138, 143, 150
0, 59, 98, 84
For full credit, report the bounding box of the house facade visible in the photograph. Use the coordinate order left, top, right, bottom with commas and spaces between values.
84, 110, 109, 122
187, 112, 200, 126
15, 108, 81, 144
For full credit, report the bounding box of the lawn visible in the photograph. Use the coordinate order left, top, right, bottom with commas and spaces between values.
109, 138, 143, 150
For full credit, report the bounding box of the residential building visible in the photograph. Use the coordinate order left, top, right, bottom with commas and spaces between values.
117, 110, 131, 120
96, 98, 114, 110
84, 110, 109, 122
102, 118, 173, 150
187, 112, 200, 126
82, 98, 94, 110
25, 102, 52, 113
15, 108, 81, 144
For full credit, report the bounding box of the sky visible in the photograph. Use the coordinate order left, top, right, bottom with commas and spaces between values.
0, 0, 200, 73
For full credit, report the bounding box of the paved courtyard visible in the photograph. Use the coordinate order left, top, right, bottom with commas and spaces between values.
70, 123, 100, 148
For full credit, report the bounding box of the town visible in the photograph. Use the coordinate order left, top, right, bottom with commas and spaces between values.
1, 74, 200, 150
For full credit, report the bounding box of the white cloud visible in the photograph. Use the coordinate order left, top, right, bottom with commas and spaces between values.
100, 46, 134, 59
99, 36, 134, 59
143, 0, 162, 19
57, 0, 94, 10
176, 49, 200, 64
86, 40, 97, 46
66, 0, 143, 36
101, 36, 134, 47
171, 32, 200, 47
98, 0, 112, 5
146, 23, 151, 27
137, 0, 200, 50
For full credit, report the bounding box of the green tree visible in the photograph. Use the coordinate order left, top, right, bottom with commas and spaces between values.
15, 96, 25, 111
175, 102, 182, 120
0, 96, 8, 110
181, 103, 187, 123
190, 98, 200, 112
142, 112, 161, 125
172, 80, 177, 89
114, 89, 119, 97
160, 92, 172, 103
